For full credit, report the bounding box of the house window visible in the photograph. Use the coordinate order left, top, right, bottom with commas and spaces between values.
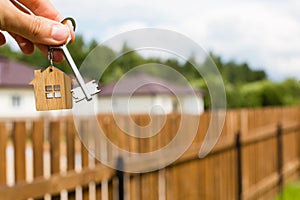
12, 95, 21, 107
45, 85, 62, 99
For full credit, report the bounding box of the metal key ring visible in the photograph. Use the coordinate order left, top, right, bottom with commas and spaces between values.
61, 17, 76, 45
47, 17, 76, 64
61, 17, 76, 31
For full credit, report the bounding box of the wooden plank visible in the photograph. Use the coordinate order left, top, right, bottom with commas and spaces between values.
164, 167, 172, 200
49, 121, 61, 200
242, 173, 279, 200
242, 159, 300, 199
95, 183, 102, 200
242, 125, 277, 145
140, 173, 151, 200
13, 122, 26, 183
210, 136, 235, 154
81, 121, 90, 200
66, 119, 76, 200
50, 121, 61, 174
95, 140, 103, 200
32, 120, 45, 200
32, 120, 44, 178
96, 115, 111, 200
66, 120, 75, 171
139, 115, 156, 200
281, 121, 300, 133
230, 149, 237, 200
95, 116, 102, 200
117, 115, 130, 200
0, 123, 7, 185
204, 156, 213, 199
130, 175, 141, 200
128, 115, 141, 200
0, 165, 115, 200
283, 160, 300, 179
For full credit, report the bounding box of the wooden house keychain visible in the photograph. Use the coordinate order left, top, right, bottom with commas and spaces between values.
30, 18, 100, 111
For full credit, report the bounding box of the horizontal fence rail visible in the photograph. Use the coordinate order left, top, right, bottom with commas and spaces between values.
0, 165, 114, 200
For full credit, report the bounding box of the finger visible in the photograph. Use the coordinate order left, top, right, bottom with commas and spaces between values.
9, 0, 32, 15
3, 6, 70, 46
52, 50, 65, 63
4, 0, 75, 45
10, 32, 34, 54
2, 1, 70, 45
0, 32, 6, 46
15, 0, 75, 42
14, 0, 62, 21
36, 44, 65, 63
9, 1, 75, 45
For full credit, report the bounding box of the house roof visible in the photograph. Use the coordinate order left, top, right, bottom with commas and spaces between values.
29, 66, 73, 85
0, 56, 35, 88
99, 73, 203, 97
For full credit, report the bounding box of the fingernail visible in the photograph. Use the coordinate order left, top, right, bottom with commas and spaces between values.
51, 24, 69, 41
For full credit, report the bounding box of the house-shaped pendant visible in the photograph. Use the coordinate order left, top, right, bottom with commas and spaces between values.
29, 66, 73, 111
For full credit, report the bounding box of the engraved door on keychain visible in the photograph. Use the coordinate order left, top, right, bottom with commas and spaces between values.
29, 66, 73, 111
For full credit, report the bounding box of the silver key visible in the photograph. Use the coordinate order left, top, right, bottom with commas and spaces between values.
61, 45, 100, 102
71, 80, 100, 102
49, 18, 100, 102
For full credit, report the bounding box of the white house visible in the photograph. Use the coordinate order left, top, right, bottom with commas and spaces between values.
0, 56, 71, 118
98, 73, 204, 115
0, 56, 39, 118
0, 57, 204, 117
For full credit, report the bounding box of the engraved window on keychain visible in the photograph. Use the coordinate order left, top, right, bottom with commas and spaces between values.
46, 49, 62, 99
45, 85, 62, 99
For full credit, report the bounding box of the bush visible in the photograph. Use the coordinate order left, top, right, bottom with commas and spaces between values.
275, 182, 300, 200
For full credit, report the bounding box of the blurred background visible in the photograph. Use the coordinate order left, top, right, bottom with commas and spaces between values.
0, 0, 300, 200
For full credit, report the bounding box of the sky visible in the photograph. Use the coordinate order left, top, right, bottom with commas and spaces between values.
50, 0, 300, 81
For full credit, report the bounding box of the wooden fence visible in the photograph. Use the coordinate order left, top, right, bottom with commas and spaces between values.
0, 106, 300, 199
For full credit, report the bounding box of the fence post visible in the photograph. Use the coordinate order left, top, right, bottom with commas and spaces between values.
32, 120, 45, 200
66, 119, 76, 200
0, 123, 7, 186
277, 124, 283, 197
116, 157, 124, 200
236, 131, 242, 200
13, 122, 26, 183
50, 121, 61, 200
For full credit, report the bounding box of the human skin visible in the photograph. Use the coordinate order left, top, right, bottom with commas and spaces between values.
0, 0, 75, 62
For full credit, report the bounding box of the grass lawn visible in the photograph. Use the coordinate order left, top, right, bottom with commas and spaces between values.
275, 182, 300, 200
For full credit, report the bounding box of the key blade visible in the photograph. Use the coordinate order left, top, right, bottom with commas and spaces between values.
71, 80, 101, 103
61, 45, 93, 100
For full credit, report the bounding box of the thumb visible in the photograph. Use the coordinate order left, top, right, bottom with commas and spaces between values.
5, 9, 70, 46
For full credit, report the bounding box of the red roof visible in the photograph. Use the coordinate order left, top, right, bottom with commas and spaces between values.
99, 73, 203, 97
0, 56, 35, 88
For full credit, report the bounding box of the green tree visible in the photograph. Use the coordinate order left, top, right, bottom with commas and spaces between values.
0, 44, 19, 60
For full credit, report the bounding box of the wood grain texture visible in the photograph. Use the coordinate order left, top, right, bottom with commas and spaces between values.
0, 165, 115, 200
13, 122, 26, 183
32, 120, 44, 178
81, 121, 90, 200
1, 107, 300, 200
49, 121, 61, 200
29, 66, 73, 111
0, 123, 7, 185
66, 119, 76, 200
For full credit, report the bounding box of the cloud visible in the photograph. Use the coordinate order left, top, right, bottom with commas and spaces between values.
52, 0, 300, 81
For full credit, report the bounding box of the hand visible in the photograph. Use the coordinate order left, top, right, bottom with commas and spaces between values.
0, 0, 75, 62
